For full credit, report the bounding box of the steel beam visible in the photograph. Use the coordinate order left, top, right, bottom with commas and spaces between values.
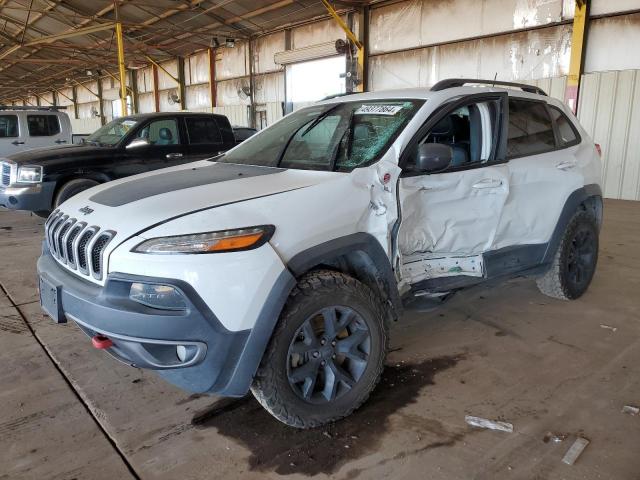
321, 0, 364, 93
565, 0, 590, 114
116, 21, 128, 116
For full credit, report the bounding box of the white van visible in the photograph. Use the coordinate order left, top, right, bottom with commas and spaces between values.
0, 106, 72, 157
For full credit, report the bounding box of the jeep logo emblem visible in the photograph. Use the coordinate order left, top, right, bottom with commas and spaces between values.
79, 206, 94, 215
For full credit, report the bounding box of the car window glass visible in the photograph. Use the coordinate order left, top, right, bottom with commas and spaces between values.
405, 99, 498, 172
220, 100, 423, 172
0, 115, 18, 138
280, 115, 341, 169
186, 118, 222, 144
507, 99, 555, 157
86, 118, 138, 146
137, 119, 179, 145
27, 115, 60, 136
549, 106, 579, 146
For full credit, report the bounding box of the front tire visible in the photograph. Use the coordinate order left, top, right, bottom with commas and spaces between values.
536, 209, 599, 300
251, 270, 388, 428
54, 179, 99, 208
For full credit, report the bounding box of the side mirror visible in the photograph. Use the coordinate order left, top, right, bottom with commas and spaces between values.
415, 143, 453, 172
126, 138, 150, 149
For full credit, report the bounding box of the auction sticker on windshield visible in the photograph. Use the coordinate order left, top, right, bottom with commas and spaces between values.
355, 104, 404, 115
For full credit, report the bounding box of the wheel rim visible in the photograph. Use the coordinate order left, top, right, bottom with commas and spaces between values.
286, 306, 371, 404
566, 225, 596, 290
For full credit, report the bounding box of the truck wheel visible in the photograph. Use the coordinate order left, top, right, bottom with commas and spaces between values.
251, 269, 388, 428
54, 179, 99, 208
536, 210, 599, 300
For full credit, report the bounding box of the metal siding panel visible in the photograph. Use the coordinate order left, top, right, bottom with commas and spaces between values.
620, 72, 640, 200
592, 72, 618, 198
606, 71, 635, 198
584, 14, 640, 73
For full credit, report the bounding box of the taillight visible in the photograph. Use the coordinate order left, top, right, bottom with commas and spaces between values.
595, 143, 602, 157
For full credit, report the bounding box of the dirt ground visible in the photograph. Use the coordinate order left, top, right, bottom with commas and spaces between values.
1, 199, 639, 480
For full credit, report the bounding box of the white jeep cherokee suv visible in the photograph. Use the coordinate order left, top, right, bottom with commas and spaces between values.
38, 79, 602, 428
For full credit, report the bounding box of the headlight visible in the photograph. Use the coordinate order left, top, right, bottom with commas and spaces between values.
129, 283, 187, 310
132, 225, 275, 254
17, 165, 43, 184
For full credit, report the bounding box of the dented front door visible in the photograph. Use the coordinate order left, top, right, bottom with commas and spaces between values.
394, 91, 509, 286
397, 164, 510, 283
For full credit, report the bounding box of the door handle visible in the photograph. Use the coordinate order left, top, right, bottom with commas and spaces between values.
55, 139, 67, 144
556, 160, 576, 170
11, 140, 24, 145
166, 153, 183, 159
472, 178, 503, 189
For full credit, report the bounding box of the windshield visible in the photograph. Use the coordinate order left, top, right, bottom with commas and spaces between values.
85, 118, 140, 146
218, 99, 424, 171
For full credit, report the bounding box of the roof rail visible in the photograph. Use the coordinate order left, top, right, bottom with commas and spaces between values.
321, 92, 356, 101
0, 105, 67, 111
431, 78, 547, 96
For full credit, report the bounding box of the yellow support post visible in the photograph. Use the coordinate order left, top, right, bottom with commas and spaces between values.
320, 0, 364, 92
565, 0, 589, 114
115, 21, 128, 117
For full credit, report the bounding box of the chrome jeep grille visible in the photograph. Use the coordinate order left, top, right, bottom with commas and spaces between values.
1, 162, 11, 187
45, 210, 116, 281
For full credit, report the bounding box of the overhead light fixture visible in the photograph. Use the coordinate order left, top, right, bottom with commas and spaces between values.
225, 38, 235, 48
86, 69, 94, 76
211, 37, 220, 48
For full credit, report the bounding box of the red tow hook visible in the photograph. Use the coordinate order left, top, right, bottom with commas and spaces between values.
92, 334, 113, 349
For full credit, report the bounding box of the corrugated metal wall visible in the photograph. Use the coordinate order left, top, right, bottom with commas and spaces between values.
579, 70, 640, 201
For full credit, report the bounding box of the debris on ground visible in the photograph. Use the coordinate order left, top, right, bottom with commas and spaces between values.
464, 415, 513, 433
621, 405, 639, 416
543, 432, 568, 443
600, 324, 617, 332
561, 437, 590, 465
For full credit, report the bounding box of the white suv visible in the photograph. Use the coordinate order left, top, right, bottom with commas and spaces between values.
0, 106, 72, 156
37, 79, 602, 428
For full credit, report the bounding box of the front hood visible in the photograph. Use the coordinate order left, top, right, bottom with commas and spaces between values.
6, 144, 113, 165
56, 161, 342, 243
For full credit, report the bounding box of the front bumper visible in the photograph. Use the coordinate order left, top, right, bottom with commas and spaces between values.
37, 252, 294, 395
0, 181, 56, 212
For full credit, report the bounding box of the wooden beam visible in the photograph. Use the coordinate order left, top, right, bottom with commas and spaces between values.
225, 0, 294, 25
207, 47, 217, 108
152, 63, 160, 112
177, 56, 186, 110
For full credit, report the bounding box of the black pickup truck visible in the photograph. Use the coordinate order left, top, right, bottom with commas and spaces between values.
0, 112, 236, 217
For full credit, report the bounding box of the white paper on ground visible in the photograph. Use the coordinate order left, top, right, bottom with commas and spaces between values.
464, 415, 513, 433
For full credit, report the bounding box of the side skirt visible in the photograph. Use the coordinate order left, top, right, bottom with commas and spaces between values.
406, 243, 549, 294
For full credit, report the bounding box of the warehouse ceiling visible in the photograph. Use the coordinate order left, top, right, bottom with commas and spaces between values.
0, 0, 359, 102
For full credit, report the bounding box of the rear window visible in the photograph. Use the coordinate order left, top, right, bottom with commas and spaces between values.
549, 106, 580, 147
27, 115, 61, 137
0, 115, 18, 138
506, 99, 555, 158
186, 117, 223, 145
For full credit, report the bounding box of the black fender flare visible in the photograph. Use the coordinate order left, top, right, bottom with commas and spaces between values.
288, 232, 402, 316
542, 184, 603, 264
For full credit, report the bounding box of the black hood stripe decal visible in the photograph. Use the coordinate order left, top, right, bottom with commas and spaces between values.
90, 163, 284, 207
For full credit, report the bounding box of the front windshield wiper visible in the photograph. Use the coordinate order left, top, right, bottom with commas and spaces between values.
300, 104, 342, 138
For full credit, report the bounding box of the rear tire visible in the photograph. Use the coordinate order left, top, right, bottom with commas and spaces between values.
54, 179, 99, 208
251, 269, 388, 428
536, 210, 599, 300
